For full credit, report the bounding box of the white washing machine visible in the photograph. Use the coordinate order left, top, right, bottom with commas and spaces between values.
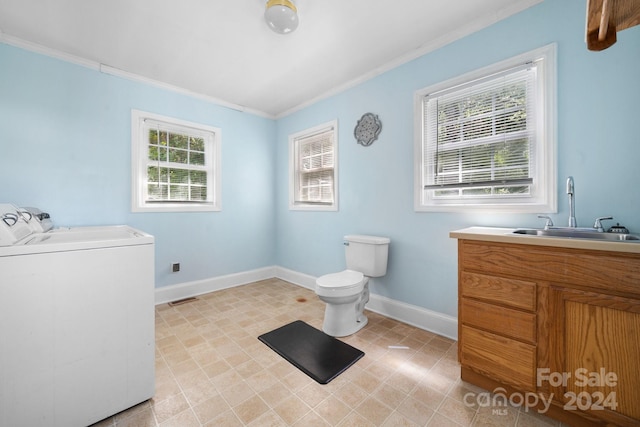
0, 204, 155, 427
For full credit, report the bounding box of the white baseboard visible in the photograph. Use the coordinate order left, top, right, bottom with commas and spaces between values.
273, 266, 458, 340
154, 266, 276, 305
155, 265, 458, 340
365, 293, 458, 340
274, 266, 317, 291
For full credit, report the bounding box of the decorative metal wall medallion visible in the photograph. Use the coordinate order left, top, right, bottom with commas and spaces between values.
354, 113, 382, 146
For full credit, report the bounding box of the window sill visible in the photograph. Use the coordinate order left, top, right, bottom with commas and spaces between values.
132, 202, 221, 213
289, 203, 338, 212
415, 200, 556, 214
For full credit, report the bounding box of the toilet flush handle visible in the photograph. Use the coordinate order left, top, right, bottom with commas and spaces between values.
343, 241, 349, 246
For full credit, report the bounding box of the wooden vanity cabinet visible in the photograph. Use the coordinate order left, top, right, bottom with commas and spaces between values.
457, 239, 640, 426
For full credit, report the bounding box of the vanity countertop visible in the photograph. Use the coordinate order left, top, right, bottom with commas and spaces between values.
450, 226, 640, 254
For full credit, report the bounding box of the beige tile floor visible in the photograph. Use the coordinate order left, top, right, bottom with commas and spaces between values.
92, 279, 565, 427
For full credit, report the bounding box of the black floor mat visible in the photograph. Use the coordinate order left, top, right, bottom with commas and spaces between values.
258, 320, 365, 384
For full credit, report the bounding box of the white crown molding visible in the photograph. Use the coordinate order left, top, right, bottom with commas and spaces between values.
0, 32, 274, 119
2, 0, 540, 120
0, 31, 99, 70
275, 0, 543, 119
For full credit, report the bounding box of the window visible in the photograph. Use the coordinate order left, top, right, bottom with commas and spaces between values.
289, 120, 338, 211
414, 44, 556, 213
131, 110, 221, 212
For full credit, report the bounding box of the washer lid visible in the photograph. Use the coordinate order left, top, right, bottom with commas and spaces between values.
316, 270, 364, 288
1, 225, 153, 256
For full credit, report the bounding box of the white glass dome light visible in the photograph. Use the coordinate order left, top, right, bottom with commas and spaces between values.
264, 0, 299, 34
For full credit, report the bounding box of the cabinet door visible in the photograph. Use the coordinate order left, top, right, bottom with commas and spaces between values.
549, 287, 640, 426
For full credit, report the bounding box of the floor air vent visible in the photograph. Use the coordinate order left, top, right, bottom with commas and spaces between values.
168, 297, 198, 306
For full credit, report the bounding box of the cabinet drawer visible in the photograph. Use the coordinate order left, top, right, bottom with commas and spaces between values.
461, 271, 536, 311
460, 325, 536, 391
461, 298, 536, 344
459, 240, 640, 296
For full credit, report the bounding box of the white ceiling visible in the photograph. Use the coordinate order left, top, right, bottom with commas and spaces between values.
0, 0, 542, 118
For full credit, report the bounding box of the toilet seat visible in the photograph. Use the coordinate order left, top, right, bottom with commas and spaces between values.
316, 270, 365, 297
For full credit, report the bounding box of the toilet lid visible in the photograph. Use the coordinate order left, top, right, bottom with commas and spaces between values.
316, 270, 364, 289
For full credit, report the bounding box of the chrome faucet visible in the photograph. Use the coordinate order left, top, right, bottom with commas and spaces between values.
566, 176, 577, 227
537, 215, 554, 230
593, 216, 613, 232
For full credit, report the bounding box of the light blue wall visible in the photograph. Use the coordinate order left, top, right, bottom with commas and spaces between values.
1, 0, 639, 317
275, 0, 640, 317
0, 44, 276, 288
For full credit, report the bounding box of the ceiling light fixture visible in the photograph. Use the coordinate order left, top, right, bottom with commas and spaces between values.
264, 0, 299, 34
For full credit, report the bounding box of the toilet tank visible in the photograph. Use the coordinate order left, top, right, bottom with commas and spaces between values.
344, 235, 390, 277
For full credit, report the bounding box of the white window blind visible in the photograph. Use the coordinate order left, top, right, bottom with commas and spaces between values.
289, 120, 338, 211
424, 63, 536, 198
296, 129, 334, 204
414, 44, 556, 213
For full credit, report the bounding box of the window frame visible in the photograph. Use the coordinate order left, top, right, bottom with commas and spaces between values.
131, 109, 221, 213
414, 44, 557, 213
288, 120, 339, 211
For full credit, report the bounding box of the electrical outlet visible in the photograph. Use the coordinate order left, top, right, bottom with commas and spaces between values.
171, 263, 180, 273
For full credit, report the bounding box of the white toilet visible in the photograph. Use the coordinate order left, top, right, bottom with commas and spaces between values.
315, 235, 390, 337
